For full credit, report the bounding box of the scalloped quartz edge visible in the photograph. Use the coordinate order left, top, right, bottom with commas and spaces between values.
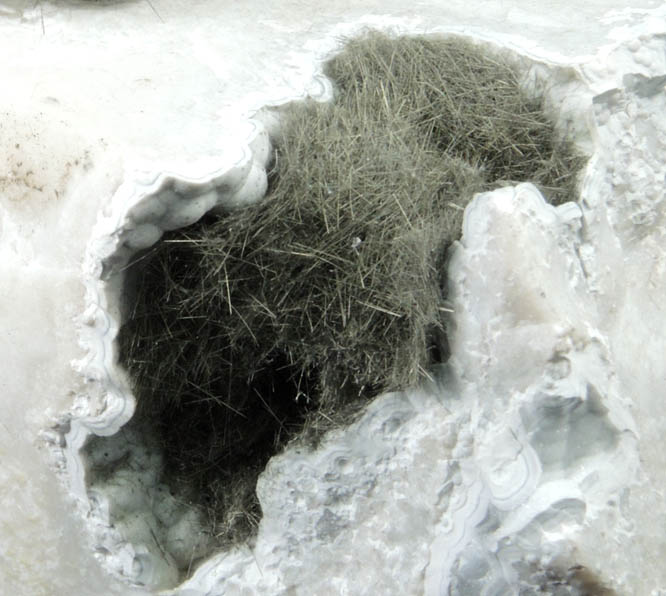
58, 112, 279, 590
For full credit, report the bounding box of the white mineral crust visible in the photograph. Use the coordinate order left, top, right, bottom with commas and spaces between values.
2, 1, 666, 595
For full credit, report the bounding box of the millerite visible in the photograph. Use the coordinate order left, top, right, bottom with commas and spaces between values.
118, 30, 584, 563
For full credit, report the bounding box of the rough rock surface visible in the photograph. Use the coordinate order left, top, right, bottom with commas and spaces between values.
2, 2, 666, 595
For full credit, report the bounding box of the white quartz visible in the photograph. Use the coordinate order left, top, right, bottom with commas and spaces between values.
2, 1, 666, 595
